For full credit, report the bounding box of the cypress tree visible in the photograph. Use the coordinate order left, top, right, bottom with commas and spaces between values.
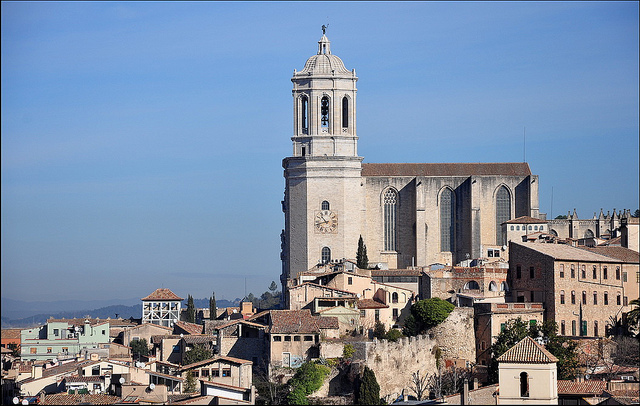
356, 366, 381, 405
209, 292, 217, 320
356, 235, 369, 269
186, 295, 196, 323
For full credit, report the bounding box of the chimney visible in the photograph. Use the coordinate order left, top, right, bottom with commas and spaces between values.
462, 378, 469, 405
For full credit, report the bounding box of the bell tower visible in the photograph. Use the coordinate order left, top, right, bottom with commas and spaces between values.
281, 29, 363, 288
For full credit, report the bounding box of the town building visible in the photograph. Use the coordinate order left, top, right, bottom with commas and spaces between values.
20, 319, 110, 362
141, 288, 183, 327
508, 241, 637, 337
178, 356, 253, 394
281, 31, 541, 292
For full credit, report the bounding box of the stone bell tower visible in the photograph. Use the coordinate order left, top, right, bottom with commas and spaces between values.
281, 29, 363, 286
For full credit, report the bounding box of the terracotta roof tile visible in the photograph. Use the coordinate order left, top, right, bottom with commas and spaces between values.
357, 299, 388, 309
1, 329, 22, 340
174, 321, 203, 335
40, 393, 120, 405
317, 316, 339, 329
141, 288, 183, 301
289, 282, 357, 296
268, 310, 324, 334
361, 162, 531, 177
511, 242, 623, 263
503, 216, 547, 224
180, 355, 252, 371
370, 269, 422, 277
581, 246, 640, 263
557, 380, 607, 395
64, 374, 104, 383
496, 336, 558, 363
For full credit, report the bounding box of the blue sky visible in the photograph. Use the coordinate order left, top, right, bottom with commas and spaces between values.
2, 2, 638, 303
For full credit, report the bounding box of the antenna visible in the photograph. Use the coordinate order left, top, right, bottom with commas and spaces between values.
550, 187, 554, 220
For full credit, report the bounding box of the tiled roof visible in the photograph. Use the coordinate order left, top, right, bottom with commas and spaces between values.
496, 336, 558, 363
511, 242, 623, 263
214, 319, 266, 331
64, 374, 104, 383
361, 162, 531, 177
603, 389, 640, 404
170, 395, 216, 405
581, 246, 640, 263
268, 310, 328, 334
174, 321, 203, 335
317, 317, 339, 329
141, 288, 183, 301
42, 360, 98, 378
598, 236, 622, 246
504, 216, 547, 224
557, 380, 607, 395
1, 329, 22, 340
40, 393, 120, 405
146, 369, 184, 381
182, 335, 215, 344
370, 269, 422, 277
357, 299, 388, 309
289, 282, 358, 296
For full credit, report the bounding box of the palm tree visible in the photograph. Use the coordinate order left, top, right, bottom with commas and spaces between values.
627, 298, 640, 327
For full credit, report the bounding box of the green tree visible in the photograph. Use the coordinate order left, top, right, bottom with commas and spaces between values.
343, 343, 355, 359
209, 292, 217, 320
184, 343, 212, 365
356, 366, 381, 405
404, 298, 454, 336
129, 338, 149, 360
626, 298, 640, 330
385, 329, 403, 342
286, 362, 330, 404
373, 320, 387, 339
269, 281, 278, 294
555, 214, 568, 219
356, 235, 369, 269
184, 370, 197, 393
186, 294, 196, 323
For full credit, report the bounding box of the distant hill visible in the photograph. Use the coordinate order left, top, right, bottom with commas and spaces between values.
1, 297, 242, 329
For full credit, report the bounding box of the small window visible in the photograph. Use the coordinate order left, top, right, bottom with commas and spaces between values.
488, 249, 494, 257
560, 291, 565, 304
212, 369, 220, 377
510, 226, 514, 231
494, 250, 500, 257
348, 277, 353, 285
47, 347, 52, 354
520, 372, 529, 397
540, 225, 544, 230
603, 267, 608, 279
529, 267, 535, 279
593, 292, 598, 305
360, 310, 366, 317
392, 292, 399, 303
102, 330, 106, 335
594, 321, 599, 336
604, 292, 609, 305
624, 296, 628, 306
321, 96, 330, 128
516, 225, 520, 231
304, 336, 313, 341
321, 201, 330, 210
273, 335, 282, 342
581, 266, 586, 279
593, 266, 597, 279
582, 291, 587, 305
284, 336, 291, 342
342, 97, 349, 128
623, 272, 627, 282
571, 265, 575, 278
222, 368, 231, 377
534, 225, 538, 231
529, 225, 532, 230
572, 320, 577, 336
375, 309, 380, 322
559, 264, 564, 278
571, 291, 576, 305
500, 323, 506, 332
62, 347, 69, 354
294, 336, 301, 341
392, 308, 399, 320
561, 321, 566, 335
617, 294, 621, 305
194, 370, 199, 377
516, 265, 522, 279
321, 247, 331, 264
53, 329, 59, 336
201, 369, 209, 377
616, 267, 620, 280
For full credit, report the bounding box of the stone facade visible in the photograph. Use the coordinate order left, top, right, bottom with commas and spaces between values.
508, 242, 637, 337
281, 33, 541, 290
421, 266, 509, 304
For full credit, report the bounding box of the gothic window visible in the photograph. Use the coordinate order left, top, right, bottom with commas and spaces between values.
581, 265, 586, 279
440, 188, 455, 252
604, 292, 608, 305
616, 267, 620, 280
603, 267, 608, 279
321, 201, 330, 210
496, 186, 510, 245
321, 96, 330, 128
560, 291, 565, 304
301, 96, 308, 132
585, 229, 594, 238
594, 321, 599, 336
383, 189, 398, 251
392, 292, 398, 303
500, 281, 509, 292
561, 320, 566, 335
571, 265, 575, 278
571, 291, 576, 304
342, 97, 349, 128
593, 266, 597, 279
593, 292, 598, 305
489, 281, 498, 291
617, 293, 621, 305
520, 372, 529, 397
321, 247, 331, 264
582, 291, 587, 305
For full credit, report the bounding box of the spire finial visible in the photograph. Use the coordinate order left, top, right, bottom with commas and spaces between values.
322, 24, 328, 35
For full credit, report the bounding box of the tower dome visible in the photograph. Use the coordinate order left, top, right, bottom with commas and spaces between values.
297, 34, 351, 76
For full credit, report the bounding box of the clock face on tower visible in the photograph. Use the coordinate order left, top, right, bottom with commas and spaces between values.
315, 210, 338, 234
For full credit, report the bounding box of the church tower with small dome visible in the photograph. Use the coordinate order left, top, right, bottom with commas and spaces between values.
281, 30, 364, 285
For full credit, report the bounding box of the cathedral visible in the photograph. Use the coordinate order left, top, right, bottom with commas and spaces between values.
281, 32, 540, 286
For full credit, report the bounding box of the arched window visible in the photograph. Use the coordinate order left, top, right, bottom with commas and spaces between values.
496, 186, 510, 245
321, 96, 330, 128
516, 225, 520, 231
616, 267, 620, 280
560, 290, 565, 304
617, 293, 621, 305
383, 189, 398, 251
510, 226, 514, 231
571, 291, 576, 304
585, 229, 594, 238
561, 320, 566, 335
520, 372, 529, 397
342, 97, 349, 128
571, 265, 575, 278
593, 291, 598, 305
464, 281, 480, 290
603, 266, 608, 279
604, 292, 609, 305
321, 247, 331, 264
582, 291, 587, 305
301, 96, 308, 132
550, 229, 558, 236
489, 281, 498, 291
321, 201, 330, 210
540, 225, 544, 231
440, 188, 455, 252
594, 320, 599, 336
592, 266, 597, 279
392, 292, 398, 303
500, 281, 509, 292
